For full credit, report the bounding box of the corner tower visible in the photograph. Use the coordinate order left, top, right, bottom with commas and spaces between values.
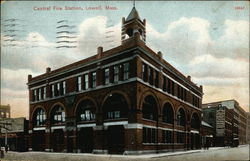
121, 7, 146, 44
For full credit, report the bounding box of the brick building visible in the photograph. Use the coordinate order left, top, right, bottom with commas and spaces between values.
202, 104, 233, 147
27, 7, 203, 154
0, 117, 29, 152
203, 99, 247, 146
0, 104, 11, 118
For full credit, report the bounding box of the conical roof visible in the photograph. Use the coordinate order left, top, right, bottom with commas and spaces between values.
125, 7, 141, 22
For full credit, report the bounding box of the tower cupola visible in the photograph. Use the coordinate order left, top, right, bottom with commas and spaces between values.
121, 7, 146, 44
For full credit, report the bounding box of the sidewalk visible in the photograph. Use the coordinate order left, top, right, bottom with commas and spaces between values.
3, 146, 229, 159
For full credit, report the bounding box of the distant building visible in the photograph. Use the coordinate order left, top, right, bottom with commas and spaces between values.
201, 121, 213, 147
202, 104, 233, 147
203, 99, 247, 146
0, 117, 29, 152
247, 112, 250, 144
0, 104, 11, 118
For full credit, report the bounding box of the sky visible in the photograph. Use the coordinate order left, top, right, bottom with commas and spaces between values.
0, 1, 249, 118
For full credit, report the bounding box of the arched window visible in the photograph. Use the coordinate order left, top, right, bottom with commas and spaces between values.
162, 103, 174, 124
177, 108, 185, 126
33, 108, 46, 126
76, 100, 96, 122
51, 105, 65, 125
142, 95, 157, 121
191, 113, 200, 129
103, 93, 128, 119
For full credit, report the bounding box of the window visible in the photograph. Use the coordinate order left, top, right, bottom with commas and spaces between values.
77, 100, 96, 122
177, 109, 186, 126
34, 109, 46, 126
142, 64, 147, 81
123, 62, 129, 80
104, 68, 109, 84
34, 89, 37, 101
84, 74, 89, 90
167, 78, 171, 94
142, 95, 157, 121
162, 130, 172, 143
56, 83, 60, 96
142, 127, 157, 143
163, 76, 167, 92
171, 81, 175, 95
155, 71, 159, 88
52, 106, 65, 124
51, 84, 55, 97
43, 87, 46, 99
77, 76, 82, 91
38, 88, 41, 100
62, 81, 66, 95
92, 72, 96, 88
177, 132, 185, 143
149, 67, 153, 85
114, 66, 119, 82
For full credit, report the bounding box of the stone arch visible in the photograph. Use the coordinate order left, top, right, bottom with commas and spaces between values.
176, 106, 186, 126
75, 97, 97, 122
74, 96, 98, 115
101, 90, 131, 111
101, 91, 130, 119
162, 101, 174, 124
139, 90, 160, 114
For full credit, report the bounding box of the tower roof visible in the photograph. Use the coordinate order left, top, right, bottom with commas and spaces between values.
125, 7, 141, 22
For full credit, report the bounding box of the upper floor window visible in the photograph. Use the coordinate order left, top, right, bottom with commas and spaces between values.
84, 74, 89, 90
163, 76, 167, 92
43, 87, 46, 99
77, 76, 82, 91
104, 68, 109, 85
114, 66, 119, 83
92, 72, 96, 88
149, 67, 153, 85
56, 83, 60, 96
155, 71, 159, 88
33, 89, 37, 101
123, 62, 129, 80
51, 105, 65, 124
51, 84, 55, 97
38, 88, 42, 100
142, 64, 147, 81
62, 81, 66, 95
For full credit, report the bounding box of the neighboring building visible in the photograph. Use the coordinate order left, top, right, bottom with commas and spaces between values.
27, 7, 203, 154
0, 117, 29, 152
0, 104, 11, 118
201, 121, 213, 147
202, 104, 233, 147
203, 99, 247, 146
247, 112, 250, 144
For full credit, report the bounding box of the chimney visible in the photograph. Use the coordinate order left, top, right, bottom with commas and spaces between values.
157, 51, 162, 59
143, 19, 146, 25
28, 75, 32, 82
46, 67, 51, 73
200, 85, 203, 91
187, 75, 191, 81
97, 46, 103, 58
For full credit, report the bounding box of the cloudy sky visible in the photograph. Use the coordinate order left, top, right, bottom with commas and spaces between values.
1, 1, 249, 118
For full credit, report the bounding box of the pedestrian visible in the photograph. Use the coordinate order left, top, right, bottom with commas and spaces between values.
5, 144, 8, 153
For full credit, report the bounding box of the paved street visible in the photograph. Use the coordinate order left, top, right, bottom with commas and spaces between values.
2, 145, 249, 161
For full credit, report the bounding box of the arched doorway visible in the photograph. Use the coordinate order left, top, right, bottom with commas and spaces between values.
191, 113, 200, 149
76, 99, 96, 153
32, 108, 46, 151
50, 105, 65, 152
142, 95, 158, 121
102, 93, 128, 154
